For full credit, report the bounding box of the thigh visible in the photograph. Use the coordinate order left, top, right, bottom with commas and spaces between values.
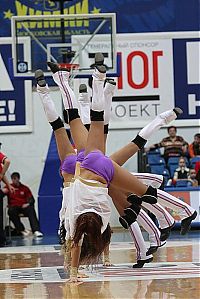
111, 161, 148, 196
8, 206, 20, 215
54, 128, 75, 162
69, 118, 88, 152
110, 143, 139, 166
108, 185, 130, 215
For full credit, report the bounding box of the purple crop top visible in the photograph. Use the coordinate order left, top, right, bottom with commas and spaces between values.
61, 149, 85, 174
80, 150, 114, 185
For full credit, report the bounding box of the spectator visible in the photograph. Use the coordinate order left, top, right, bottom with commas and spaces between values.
3, 172, 43, 238
0, 147, 12, 247
0, 148, 10, 182
173, 157, 190, 184
188, 169, 198, 187
195, 161, 200, 185
189, 133, 200, 158
146, 126, 188, 162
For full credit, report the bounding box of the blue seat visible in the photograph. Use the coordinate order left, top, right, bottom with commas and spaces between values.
147, 155, 165, 165
175, 180, 193, 187
150, 164, 165, 175
167, 157, 180, 166
190, 156, 200, 168
162, 168, 170, 185
168, 164, 178, 178
146, 148, 161, 155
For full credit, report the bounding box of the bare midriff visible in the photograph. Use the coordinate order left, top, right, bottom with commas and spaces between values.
80, 168, 107, 185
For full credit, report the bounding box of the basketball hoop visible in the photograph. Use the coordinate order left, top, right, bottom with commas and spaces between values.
58, 63, 79, 86
58, 63, 79, 70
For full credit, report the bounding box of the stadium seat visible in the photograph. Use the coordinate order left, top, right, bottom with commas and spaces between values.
162, 169, 170, 185
146, 148, 161, 155
147, 155, 165, 165
167, 157, 180, 178
150, 164, 165, 175
175, 180, 193, 187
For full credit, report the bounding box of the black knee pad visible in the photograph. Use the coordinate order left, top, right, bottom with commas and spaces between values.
104, 124, 109, 134
50, 117, 64, 131
131, 134, 147, 149
125, 203, 141, 215
90, 110, 104, 121
63, 109, 80, 124
119, 214, 135, 229
141, 186, 157, 204
84, 124, 90, 131
127, 194, 142, 205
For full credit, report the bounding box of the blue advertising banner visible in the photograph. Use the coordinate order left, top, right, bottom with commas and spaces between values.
0, 37, 32, 133
173, 38, 200, 119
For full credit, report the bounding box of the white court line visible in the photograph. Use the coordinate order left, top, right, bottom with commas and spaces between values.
0, 262, 199, 283
0, 240, 198, 254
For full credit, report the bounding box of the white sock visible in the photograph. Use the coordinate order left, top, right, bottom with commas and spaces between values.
52, 71, 78, 109
78, 92, 91, 125
91, 68, 106, 111
138, 109, 177, 140
37, 84, 59, 122
91, 79, 105, 111
104, 81, 116, 125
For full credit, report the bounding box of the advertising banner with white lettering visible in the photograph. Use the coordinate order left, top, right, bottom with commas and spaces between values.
109, 32, 200, 129
0, 37, 32, 133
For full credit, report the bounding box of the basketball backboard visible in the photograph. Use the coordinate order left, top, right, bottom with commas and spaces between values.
11, 13, 117, 78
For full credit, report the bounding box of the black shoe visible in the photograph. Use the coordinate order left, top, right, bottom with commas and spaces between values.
95, 52, 104, 65
160, 221, 175, 241
146, 241, 166, 256
79, 83, 87, 93
47, 61, 60, 73
173, 107, 183, 117
104, 78, 116, 87
132, 257, 153, 268
95, 64, 107, 73
47, 61, 70, 73
180, 211, 197, 235
35, 69, 46, 87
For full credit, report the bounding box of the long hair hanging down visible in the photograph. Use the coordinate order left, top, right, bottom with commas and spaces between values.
73, 212, 111, 264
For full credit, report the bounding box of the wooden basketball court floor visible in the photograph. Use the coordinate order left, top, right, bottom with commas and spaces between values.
0, 231, 199, 299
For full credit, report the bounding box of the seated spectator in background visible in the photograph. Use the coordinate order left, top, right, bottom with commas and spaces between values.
195, 161, 200, 185
189, 133, 200, 158
0, 146, 12, 247
3, 172, 43, 238
173, 157, 190, 185
146, 126, 188, 162
188, 169, 198, 187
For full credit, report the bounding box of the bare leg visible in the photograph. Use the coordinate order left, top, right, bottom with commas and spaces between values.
35, 70, 75, 162
111, 161, 148, 196
110, 143, 139, 166
110, 108, 183, 166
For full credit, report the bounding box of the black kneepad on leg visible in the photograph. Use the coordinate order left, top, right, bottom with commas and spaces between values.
141, 186, 157, 204
50, 117, 64, 131
119, 203, 141, 229
63, 109, 80, 124
127, 194, 142, 205
90, 110, 104, 121
119, 214, 134, 229
132, 134, 147, 149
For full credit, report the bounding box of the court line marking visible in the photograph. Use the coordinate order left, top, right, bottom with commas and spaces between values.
0, 262, 199, 283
